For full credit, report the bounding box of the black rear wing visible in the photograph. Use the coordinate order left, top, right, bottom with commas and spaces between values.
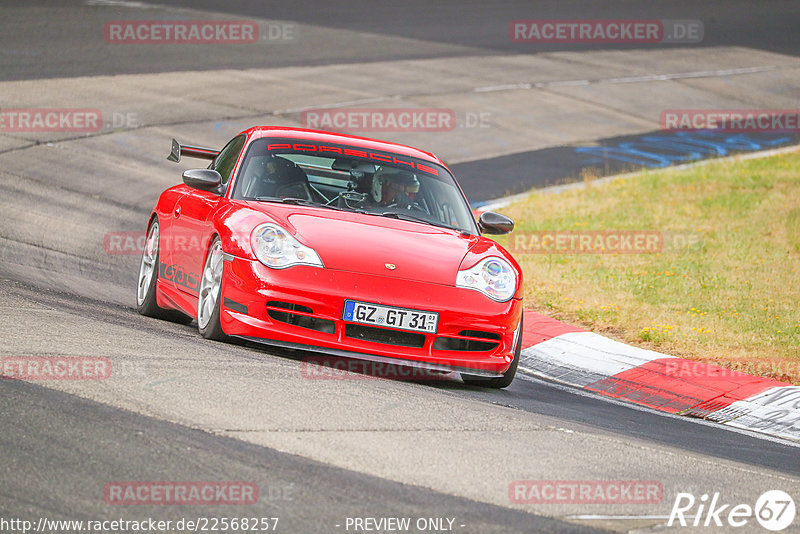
167, 138, 220, 163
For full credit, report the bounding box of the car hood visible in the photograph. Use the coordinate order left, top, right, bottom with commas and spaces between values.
249, 203, 480, 285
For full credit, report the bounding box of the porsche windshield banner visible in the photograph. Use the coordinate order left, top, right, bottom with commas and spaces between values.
260, 138, 442, 177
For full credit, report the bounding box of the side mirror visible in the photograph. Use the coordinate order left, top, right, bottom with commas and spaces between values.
183, 169, 223, 194
478, 211, 514, 235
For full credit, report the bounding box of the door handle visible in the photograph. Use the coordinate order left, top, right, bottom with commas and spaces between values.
174, 206, 181, 218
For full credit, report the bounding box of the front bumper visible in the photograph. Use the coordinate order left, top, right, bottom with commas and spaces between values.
220, 255, 522, 375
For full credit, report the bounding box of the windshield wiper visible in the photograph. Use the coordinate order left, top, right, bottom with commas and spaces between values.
379, 211, 456, 230
254, 197, 345, 211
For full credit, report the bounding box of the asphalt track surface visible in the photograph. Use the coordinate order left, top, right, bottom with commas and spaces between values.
4, 0, 800, 80
2, 2, 799, 533
455, 130, 800, 202
1, 376, 600, 534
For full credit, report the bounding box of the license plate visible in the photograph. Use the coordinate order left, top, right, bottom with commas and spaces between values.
342, 300, 438, 334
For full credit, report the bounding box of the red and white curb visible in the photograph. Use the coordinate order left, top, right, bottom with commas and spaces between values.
519, 310, 800, 443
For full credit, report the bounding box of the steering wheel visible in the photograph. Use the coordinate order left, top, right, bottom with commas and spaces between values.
385, 201, 428, 214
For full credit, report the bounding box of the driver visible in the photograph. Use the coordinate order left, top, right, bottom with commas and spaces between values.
371, 167, 420, 208
246, 155, 313, 200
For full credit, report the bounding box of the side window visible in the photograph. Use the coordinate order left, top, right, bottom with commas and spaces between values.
211, 135, 246, 186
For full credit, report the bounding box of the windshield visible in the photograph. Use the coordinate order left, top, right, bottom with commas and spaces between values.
231, 138, 478, 234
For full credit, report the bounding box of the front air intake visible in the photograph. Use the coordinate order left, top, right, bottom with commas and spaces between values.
266, 301, 335, 334
344, 324, 426, 348
432, 330, 500, 352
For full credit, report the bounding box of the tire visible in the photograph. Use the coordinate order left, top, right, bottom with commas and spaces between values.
197, 237, 229, 341
136, 217, 193, 324
136, 218, 162, 317
461, 314, 522, 389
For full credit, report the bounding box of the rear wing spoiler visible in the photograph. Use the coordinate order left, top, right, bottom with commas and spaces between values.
167, 138, 220, 163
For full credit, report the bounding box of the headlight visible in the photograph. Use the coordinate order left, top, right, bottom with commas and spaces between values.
250, 223, 323, 269
456, 257, 517, 302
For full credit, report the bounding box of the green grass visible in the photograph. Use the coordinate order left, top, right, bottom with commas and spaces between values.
493, 149, 800, 383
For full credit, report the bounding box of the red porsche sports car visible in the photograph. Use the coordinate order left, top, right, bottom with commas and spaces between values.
137, 127, 523, 387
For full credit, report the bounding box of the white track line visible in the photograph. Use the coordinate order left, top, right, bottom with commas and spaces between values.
474, 66, 778, 93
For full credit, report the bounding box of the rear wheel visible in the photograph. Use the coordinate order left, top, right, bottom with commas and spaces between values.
461, 314, 522, 389
136, 217, 193, 324
136, 219, 161, 316
198, 237, 228, 341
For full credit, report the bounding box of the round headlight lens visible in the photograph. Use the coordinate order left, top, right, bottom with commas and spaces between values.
250, 223, 323, 269
456, 257, 517, 302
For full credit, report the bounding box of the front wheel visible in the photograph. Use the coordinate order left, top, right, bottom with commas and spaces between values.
198, 237, 228, 341
461, 314, 522, 389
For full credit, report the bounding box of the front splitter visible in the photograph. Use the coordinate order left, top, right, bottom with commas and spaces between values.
235, 336, 503, 378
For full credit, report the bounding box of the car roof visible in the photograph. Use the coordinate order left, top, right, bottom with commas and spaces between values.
241, 126, 447, 168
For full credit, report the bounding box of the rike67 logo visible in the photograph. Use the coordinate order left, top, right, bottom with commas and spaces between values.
668, 490, 796, 531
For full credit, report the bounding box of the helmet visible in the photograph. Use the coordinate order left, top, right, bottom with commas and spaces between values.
247, 156, 310, 199
371, 167, 420, 206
